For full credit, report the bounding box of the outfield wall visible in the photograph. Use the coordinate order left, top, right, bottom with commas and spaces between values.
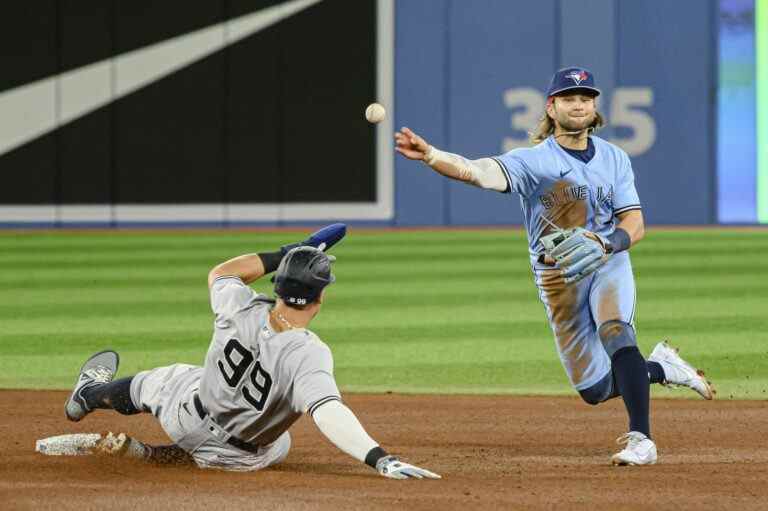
0, 0, 387, 225
395, 0, 718, 226
0, 0, 717, 226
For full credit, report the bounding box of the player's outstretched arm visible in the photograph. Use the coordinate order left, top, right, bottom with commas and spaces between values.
207, 223, 347, 288
394, 127, 507, 192
311, 400, 440, 480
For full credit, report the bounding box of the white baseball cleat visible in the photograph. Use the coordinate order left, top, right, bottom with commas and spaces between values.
65, 350, 119, 422
611, 431, 658, 466
648, 341, 715, 400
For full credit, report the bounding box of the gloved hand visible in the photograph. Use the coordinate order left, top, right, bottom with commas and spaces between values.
281, 223, 347, 254
540, 227, 611, 284
375, 455, 441, 480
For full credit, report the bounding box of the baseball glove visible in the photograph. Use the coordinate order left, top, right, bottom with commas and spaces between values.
540, 227, 611, 284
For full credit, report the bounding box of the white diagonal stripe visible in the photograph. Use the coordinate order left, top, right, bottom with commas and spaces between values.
0, 0, 322, 157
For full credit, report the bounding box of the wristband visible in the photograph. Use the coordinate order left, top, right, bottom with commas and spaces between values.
258, 251, 284, 274
606, 228, 631, 254
364, 446, 389, 468
423, 145, 438, 166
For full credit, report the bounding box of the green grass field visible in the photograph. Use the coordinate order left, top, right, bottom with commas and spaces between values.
0, 228, 766, 399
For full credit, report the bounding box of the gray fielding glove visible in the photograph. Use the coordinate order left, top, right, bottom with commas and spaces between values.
540, 227, 611, 284
375, 455, 441, 480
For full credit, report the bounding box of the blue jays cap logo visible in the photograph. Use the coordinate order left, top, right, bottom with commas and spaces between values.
546, 66, 601, 97
566, 70, 589, 85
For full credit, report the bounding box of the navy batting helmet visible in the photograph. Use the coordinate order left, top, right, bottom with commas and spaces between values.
273, 246, 335, 306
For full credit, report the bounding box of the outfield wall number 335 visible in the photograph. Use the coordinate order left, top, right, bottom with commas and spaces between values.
503, 87, 655, 156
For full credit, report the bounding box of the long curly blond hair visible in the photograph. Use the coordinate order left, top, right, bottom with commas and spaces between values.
529, 108, 605, 145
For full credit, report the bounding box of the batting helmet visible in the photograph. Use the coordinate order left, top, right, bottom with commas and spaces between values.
273, 246, 335, 306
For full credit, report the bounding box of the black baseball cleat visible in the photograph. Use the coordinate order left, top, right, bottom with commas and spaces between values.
64, 350, 120, 422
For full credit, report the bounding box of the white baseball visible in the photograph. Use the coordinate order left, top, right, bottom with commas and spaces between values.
365, 103, 386, 124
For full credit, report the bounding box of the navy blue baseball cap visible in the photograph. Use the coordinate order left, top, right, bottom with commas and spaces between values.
546, 67, 601, 98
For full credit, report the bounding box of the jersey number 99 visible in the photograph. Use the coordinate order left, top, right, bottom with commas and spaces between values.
217, 338, 273, 411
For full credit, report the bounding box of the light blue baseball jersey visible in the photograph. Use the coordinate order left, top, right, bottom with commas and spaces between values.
492, 135, 641, 264
492, 135, 642, 390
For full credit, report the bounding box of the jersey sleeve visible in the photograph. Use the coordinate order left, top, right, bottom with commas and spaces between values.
491, 150, 537, 197
209, 276, 258, 318
613, 151, 642, 216
287, 340, 341, 415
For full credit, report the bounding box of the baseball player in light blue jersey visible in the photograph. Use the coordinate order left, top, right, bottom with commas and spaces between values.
64, 224, 439, 480
395, 67, 715, 466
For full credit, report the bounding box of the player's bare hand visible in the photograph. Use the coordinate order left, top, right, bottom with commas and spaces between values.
395, 127, 431, 161
376, 455, 441, 480
96, 431, 130, 456
96, 431, 154, 460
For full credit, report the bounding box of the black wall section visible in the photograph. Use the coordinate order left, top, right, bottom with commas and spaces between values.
0, 0, 377, 208
113, 3, 227, 203
226, 1, 282, 204
0, 3, 58, 205
0, 3, 58, 92
280, 0, 376, 202
59, 0, 113, 204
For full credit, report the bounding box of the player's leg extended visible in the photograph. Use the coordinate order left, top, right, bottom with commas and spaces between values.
587, 252, 658, 465
587, 253, 653, 434
585, 251, 713, 400
95, 364, 207, 466
537, 262, 656, 465
81, 377, 140, 414
535, 265, 609, 393
65, 350, 139, 421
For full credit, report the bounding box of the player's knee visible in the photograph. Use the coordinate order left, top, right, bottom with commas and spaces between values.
598, 320, 636, 358
578, 389, 602, 405
597, 320, 631, 341
578, 373, 614, 405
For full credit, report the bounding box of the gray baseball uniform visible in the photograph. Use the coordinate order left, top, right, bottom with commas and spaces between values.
130, 276, 341, 471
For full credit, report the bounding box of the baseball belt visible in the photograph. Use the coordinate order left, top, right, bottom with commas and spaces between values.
192, 394, 262, 454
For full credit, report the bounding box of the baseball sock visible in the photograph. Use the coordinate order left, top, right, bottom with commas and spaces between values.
611, 346, 651, 438
647, 361, 665, 384
81, 376, 140, 415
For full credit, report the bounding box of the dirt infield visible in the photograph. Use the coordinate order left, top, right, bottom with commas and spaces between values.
2, 391, 766, 510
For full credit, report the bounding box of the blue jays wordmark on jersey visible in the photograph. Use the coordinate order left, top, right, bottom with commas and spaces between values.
492, 135, 641, 265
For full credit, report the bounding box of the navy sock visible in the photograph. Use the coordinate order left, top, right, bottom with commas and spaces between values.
611, 347, 651, 438
647, 361, 665, 384
82, 376, 140, 415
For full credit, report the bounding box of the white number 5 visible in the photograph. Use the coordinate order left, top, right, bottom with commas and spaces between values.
607, 87, 655, 156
